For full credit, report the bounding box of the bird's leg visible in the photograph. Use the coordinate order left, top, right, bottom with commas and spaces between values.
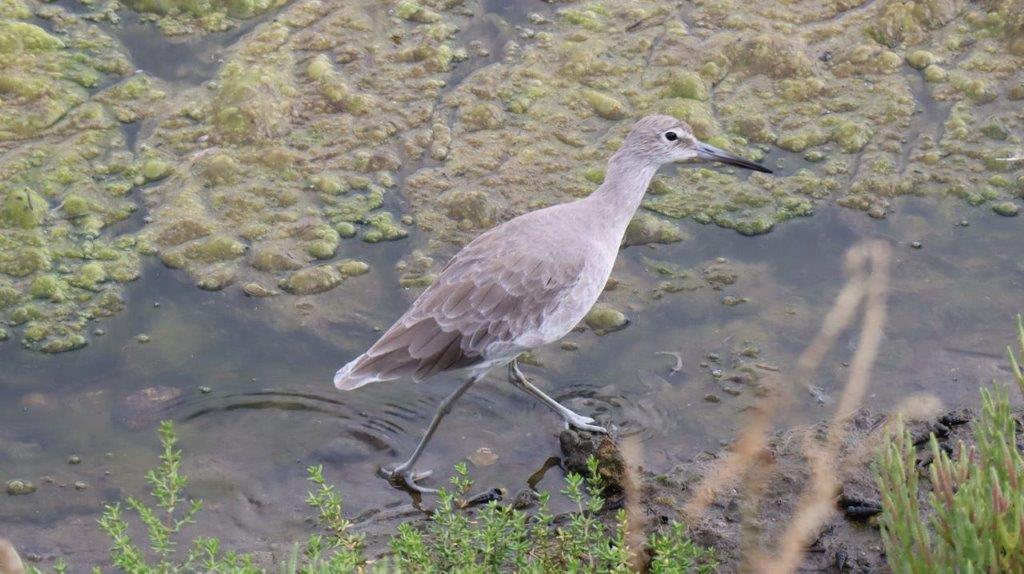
507, 360, 608, 434
380, 374, 480, 493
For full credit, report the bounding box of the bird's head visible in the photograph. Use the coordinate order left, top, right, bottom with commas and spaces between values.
621, 115, 772, 173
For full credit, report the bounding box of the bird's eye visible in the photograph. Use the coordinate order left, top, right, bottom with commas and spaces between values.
664, 131, 678, 142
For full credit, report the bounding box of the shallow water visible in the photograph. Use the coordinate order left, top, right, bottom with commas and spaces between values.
1, 0, 1023, 569
3, 193, 1021, 566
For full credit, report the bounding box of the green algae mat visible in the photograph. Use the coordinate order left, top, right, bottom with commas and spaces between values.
0, 0, 1021, 353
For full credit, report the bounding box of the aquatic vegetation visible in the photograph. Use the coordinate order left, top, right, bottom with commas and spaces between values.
120, 0, 289, 35
623, 212, 684, 246
279, 264, 344, 295
2, 0, 1021, 351
0, 4, 157, 352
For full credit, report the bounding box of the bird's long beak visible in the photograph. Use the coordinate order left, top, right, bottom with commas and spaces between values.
696, 142, 773, 174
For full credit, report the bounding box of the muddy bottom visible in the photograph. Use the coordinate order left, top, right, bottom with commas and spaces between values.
556, 404, 990, 573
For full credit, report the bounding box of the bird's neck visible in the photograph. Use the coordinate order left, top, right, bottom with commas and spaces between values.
584, 151, 658, 236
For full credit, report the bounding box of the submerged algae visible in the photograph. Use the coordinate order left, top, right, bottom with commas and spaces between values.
122, 0, 288, 35
7, 0, 1023, 351
136, 0, 463, 311
0, 3, 158, 352
400, 0, 1021, 242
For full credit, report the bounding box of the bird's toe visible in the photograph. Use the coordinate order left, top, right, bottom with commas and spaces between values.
379, 464, 437, 493
563, 414, 609, 434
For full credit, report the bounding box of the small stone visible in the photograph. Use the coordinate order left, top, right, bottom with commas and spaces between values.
584, 305, 629, 335
958, 219, 970, 227
73, 481, 87, 491
68, 455, 81, 465
468, 447, 498, 467
910, 241, 922, 249
721, 295, 746, 307
711, 369, 723, 378
511, 487, 540, 509
707, 352, 720, 362
992, 202, 1019, 217
242, 282, 277, 298
153, 302, 161, 307
724, 498, 741, 522
560, 341, 579, 351
6, 479, 36, 495
199, 386, 212, 394
136, 334, 151, 344
94, 329, 106, 336
704, 393, 720, 403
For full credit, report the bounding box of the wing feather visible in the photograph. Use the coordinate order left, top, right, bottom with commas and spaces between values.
333, 221, 589, 390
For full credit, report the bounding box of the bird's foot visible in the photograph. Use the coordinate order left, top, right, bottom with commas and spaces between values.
562, 412, 608, 434
379, 463, 436, 494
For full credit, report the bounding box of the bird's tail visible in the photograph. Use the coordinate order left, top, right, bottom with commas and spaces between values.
333, 353, 404, 391
334, 355, 381, 390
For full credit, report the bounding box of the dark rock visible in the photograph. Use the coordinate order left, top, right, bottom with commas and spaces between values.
939, 408, 971, 427
844, 505, 882, 520
723, 498, 741, 523
462, 488, 503, 508
511, 487, 540, 510
559, 429, 626, 495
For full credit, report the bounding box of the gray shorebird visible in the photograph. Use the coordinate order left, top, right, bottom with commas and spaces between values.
334, 115, 771, 491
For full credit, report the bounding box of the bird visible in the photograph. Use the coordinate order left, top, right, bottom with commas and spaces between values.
333, 114, 772, 492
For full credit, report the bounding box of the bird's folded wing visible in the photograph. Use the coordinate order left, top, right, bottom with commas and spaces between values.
343, 237, 586, 384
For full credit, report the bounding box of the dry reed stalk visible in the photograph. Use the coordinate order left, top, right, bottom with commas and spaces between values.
737, 445, 775, 571
766, 241, 890, 574
0, 539, 24, 574
619, 435, 646, 572
682, 243, 876, 523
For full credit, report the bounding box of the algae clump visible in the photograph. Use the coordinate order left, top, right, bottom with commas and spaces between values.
2, 189, 47, 229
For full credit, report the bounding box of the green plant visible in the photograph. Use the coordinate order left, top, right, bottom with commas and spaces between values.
389, 457, 716, 573
94, 421, 367, 573
97, 420, 207, 573
1008, 313, 1024, 396
876, 384, 1024, 573
78, 421, 714, 573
